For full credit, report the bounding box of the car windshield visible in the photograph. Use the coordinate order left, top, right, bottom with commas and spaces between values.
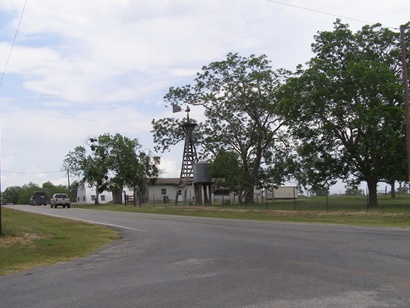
56, 194, 67, 198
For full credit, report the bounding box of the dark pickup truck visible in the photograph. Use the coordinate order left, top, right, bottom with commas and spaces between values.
30, 191, 47, 206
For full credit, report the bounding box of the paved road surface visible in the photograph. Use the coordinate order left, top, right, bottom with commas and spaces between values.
1, 205, 410, 307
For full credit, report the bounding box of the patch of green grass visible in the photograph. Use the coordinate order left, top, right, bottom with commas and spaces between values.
0, 208, 119, 276
71, 194, 410, 229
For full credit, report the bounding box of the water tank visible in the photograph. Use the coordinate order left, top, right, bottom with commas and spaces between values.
193, 161, 212, 183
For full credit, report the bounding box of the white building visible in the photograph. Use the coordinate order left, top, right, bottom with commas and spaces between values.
76, 180, 297, 205
76, 178, 195, 205
76, 183, 131, 204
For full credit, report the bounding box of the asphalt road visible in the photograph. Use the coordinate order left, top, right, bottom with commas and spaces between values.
1, 205, 410, 308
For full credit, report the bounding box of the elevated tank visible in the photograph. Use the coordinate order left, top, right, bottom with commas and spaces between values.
193, 161, 212, 183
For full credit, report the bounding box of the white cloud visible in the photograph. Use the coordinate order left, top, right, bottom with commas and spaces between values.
0, 104, 155, 185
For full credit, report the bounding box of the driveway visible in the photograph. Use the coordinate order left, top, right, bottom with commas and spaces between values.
2, 205, 410, 307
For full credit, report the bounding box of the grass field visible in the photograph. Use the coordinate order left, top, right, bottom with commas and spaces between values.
0, 207, 119, 276
72, 194, 410, 228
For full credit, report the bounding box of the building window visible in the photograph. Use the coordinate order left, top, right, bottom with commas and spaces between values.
161, 188, 166, 195
100, 195, 105, 202
91, 195, 96, 201
83, 196, 86, 202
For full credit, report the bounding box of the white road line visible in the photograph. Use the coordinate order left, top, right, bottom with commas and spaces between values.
73, 218, 147, 232
37, 212, 147, 232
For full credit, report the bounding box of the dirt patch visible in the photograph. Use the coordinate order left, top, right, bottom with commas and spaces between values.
0, 233, 44, 248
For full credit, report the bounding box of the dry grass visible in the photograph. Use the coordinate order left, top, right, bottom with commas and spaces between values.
0, 232, 46, 248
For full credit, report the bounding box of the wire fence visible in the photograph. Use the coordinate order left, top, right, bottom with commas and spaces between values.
140, 193, 410, 212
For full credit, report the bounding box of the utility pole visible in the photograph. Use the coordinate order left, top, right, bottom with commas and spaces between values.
67, 170, 70, 189
400, 25, 410, 184
0, 159, 2, 236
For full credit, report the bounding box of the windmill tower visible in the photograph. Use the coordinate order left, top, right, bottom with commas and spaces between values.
176, 106, 198, 204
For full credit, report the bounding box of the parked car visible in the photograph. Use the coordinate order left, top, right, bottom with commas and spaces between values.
30, 191, 47, 206
50, 193, 71, 208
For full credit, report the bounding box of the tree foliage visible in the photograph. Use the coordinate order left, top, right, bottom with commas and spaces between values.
344, 186, 364, 196
278, 20, 409, 207
152, 53, 292, 204
209, 151, 244, 197
2, 186, 22, 205
1, 182, 70, 205
63, 133, 160, 204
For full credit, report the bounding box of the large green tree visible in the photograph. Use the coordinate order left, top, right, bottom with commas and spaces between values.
64, 142, 108, 204
106, 133, 160, 205
2, 186, 22, 205
64, 133, 160, 205
278, 20, 409, 207
152, 53, 291, 204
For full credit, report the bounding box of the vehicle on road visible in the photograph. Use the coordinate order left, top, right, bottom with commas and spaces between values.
50, 193, 71, 208
30, 191, 47, 206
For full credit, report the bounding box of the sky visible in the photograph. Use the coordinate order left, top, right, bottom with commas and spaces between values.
0, 0, 409, 193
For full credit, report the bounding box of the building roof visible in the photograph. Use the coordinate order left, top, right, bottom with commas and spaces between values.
152, 178, 181, 185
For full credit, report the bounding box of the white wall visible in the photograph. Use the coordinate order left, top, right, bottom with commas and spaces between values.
147, 184, 196, 203
76, 182, 297, 204
264, 186, 298, 199
76, 183, 133, 204
76, 181, 194, 204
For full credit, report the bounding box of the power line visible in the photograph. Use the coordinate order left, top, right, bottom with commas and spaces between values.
265, 0, 377, 25
0, 0, 28, 90
2, 170, 63, 174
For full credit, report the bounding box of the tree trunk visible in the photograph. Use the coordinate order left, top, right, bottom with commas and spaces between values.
238, 192, 243, 205
366, 178, 378, 208
112, 187, 123, 204
390, 181, 396, 199
138, 193, 142, 207
95, 191, 100, 204
243, 184, 255, 204
92, 185, 99, 205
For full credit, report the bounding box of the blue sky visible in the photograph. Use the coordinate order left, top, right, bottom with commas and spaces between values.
1, 0, 409, 192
